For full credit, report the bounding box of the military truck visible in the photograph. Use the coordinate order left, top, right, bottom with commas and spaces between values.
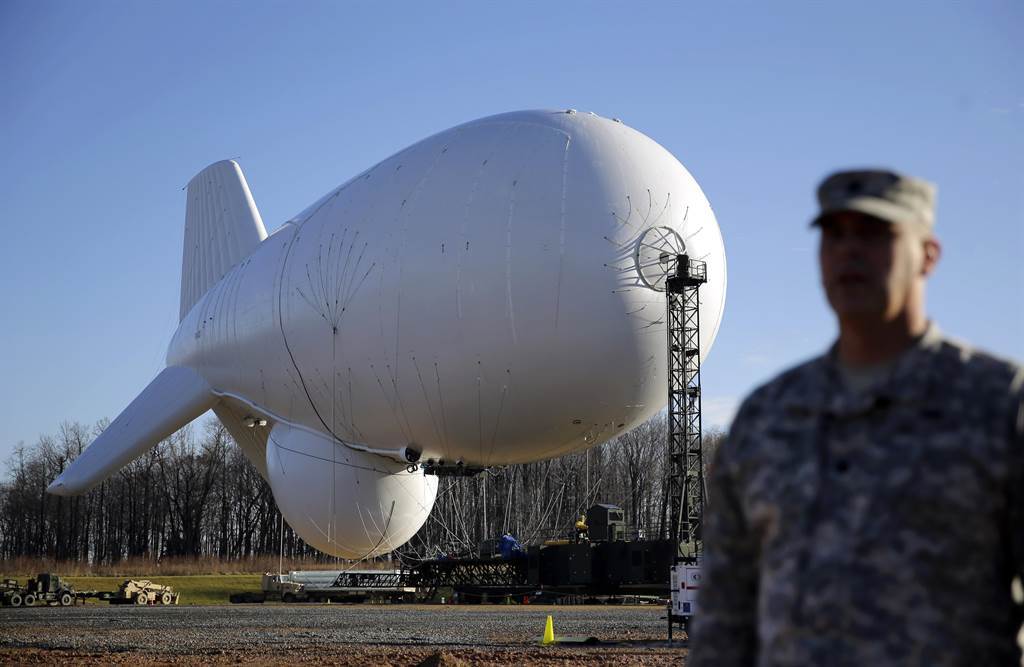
229, 572, 305, 603
1, 573, 79, 607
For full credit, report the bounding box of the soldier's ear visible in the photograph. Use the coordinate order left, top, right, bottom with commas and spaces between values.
921, 237, 941, 277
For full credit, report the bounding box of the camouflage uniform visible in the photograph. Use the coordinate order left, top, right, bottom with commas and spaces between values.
689, 324, 1024, 666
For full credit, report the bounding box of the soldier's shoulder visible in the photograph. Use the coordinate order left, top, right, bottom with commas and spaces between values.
733, 356, 826, 422
719, 358, 826, 469
748, 356, 826, 402
931, 333, 1023, 395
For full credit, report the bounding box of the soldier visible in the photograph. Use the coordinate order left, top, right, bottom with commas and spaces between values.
689, 169, 1024, 665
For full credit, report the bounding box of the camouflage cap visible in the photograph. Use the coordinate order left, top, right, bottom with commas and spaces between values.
811, 169, 936, 229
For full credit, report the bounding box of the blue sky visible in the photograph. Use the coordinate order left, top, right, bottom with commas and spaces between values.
1, 1, 1021, 464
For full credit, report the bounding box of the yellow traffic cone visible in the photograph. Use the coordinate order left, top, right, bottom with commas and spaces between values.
541, 614, 555, 645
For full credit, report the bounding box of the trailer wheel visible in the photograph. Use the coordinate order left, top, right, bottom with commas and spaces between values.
160, 592, 172, 605
282, 593, 295, 603
23, 594, 36, 607
135, 592, 148, 605
9, 593, 22, 607
59, 592, 73, 607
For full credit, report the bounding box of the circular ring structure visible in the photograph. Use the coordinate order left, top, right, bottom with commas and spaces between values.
634, 226, 686, 291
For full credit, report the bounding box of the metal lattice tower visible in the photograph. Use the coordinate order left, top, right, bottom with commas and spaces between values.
666, 254, 707, 564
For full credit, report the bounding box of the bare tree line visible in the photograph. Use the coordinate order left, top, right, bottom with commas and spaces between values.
0, 415, 723, 565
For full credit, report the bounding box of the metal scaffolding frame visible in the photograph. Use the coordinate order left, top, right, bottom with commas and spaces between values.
330, 570, 406, 589
665, 254, 707, 564
406, 558, 529, 588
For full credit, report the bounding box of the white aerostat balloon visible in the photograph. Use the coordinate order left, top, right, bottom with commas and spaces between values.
47, 109, 726, 558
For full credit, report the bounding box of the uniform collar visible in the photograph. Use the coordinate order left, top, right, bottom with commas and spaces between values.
793, 322, 942, 418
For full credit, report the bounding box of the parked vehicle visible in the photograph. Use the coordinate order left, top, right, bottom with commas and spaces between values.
107, 579, 180, 605
1, 573, 80, 607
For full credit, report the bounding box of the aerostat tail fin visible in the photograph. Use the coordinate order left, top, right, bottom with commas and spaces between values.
47, 366, 216, 496
180, 160, 268, 320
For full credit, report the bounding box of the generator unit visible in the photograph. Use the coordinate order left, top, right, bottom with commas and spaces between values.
585, 503, 626, 542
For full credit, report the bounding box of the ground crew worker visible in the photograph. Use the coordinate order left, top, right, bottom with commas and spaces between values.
689, 169, 1024, 666
575, 515, 589, 543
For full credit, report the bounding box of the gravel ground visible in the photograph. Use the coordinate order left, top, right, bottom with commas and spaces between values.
0, 603, 688, 665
